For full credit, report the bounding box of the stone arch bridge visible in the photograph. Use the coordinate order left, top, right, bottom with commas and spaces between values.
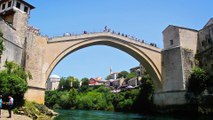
24, 32, 163, 103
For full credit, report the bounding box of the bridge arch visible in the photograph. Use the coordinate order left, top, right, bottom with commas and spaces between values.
45, 34, 162, 91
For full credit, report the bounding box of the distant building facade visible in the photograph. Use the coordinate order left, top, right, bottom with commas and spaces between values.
130, 64, 145, 76
46, 74, 60, 90
89, 77, 104, 86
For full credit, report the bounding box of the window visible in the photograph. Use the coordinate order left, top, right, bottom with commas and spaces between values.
208, 38, 212, 45
8, 1, 12, 8
170, 40, 173, 45
2, 3, 6, 10
16, 2, 21, 9
202, 41, 206, 47
24, 6, 28, 13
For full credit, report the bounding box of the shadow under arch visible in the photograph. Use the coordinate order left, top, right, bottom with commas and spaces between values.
46, 37, 163, 91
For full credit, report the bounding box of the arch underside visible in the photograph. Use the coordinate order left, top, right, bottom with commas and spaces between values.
46, 37, 162, 91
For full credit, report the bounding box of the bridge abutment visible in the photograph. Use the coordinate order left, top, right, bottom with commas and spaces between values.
25, 87, 45, 104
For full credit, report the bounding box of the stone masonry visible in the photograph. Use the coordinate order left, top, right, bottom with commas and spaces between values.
0, 0, 212, 106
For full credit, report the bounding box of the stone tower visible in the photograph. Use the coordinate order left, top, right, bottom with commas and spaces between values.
162, 25, 198, 91
0, 0, 34, 67
154, 25, 198, 105
0, 0, 35, 45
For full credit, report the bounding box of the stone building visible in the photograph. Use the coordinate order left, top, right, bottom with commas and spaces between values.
130, 64, 145, 76
0, 0, 35, 69
196, 18, 213, 76
46, 74, 60, 90
0, 0, 47, 103
154, 25, 198, 105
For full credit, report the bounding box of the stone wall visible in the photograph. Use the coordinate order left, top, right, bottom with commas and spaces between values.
25, 88, 45, 104
25, 31, 47, 89
0, 18, 23, 69
153, 90, 186, 106
12, 10, 28, 46
181, 48, 195, 89
163, 25, 180, 49
23, 31, 47, 104
162, 47, 184, 91
197, 24, 213, 76
179, 29, 198, 54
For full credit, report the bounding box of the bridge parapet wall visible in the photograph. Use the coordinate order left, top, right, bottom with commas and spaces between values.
48, 32, 161, 52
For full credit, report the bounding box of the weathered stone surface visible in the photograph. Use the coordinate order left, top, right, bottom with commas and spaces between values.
153, 90, 186, 106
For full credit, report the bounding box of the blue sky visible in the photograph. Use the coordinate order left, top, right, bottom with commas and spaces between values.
27, 0, 213, 80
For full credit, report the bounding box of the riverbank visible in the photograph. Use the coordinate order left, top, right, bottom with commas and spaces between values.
13, 101, 58, 120
1, 109, 31, 120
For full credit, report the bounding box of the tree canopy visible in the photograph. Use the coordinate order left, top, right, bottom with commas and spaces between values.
0, 61, 31, 106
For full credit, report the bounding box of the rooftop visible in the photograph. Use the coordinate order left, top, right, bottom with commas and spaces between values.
163, 25, 198, 33
0, 0, 35, 9
49, 74, 60, 79
203, 18, 213, 28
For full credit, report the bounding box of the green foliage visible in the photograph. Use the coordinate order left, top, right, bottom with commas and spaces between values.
186, 67, 209, 97
58, 76, 80, 90
14, 101, 52, 119
81, 77, 89, 86
185, 67, 213, 114
118, 71, 129, 79
0, 29, 3, 37
132, 71, 154, 112
45, 72, 155, 113
126, 72, 136, 80
0, 29, 5, 56
94, 85, 111, 93
0, 61, 31, 106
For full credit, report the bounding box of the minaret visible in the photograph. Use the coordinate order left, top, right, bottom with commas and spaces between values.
110, 66, 112, 74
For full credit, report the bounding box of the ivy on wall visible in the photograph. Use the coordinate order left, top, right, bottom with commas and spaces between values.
0, 29, 5, 56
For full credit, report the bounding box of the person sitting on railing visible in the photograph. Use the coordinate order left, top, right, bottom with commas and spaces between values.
83, 31, 87, 34
141, 40, 144, 43
104, 26, 108, 32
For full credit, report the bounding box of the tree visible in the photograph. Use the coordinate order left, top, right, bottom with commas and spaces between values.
186, 67, 209, 103
126, 72, 136, 80
58, 77, 66, 90
72, 79, 80, 89
81, 78, 89, 86
186, 67, 209, 97
133, 71, 154, 112
58, 76, 80, 90
118, 71, 129, 79
0, 61, 31, 106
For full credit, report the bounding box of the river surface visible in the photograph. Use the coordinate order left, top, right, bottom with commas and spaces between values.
54, 109, 213, 120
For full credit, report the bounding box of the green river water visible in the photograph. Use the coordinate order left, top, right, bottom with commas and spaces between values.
54, 109, 213, 120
